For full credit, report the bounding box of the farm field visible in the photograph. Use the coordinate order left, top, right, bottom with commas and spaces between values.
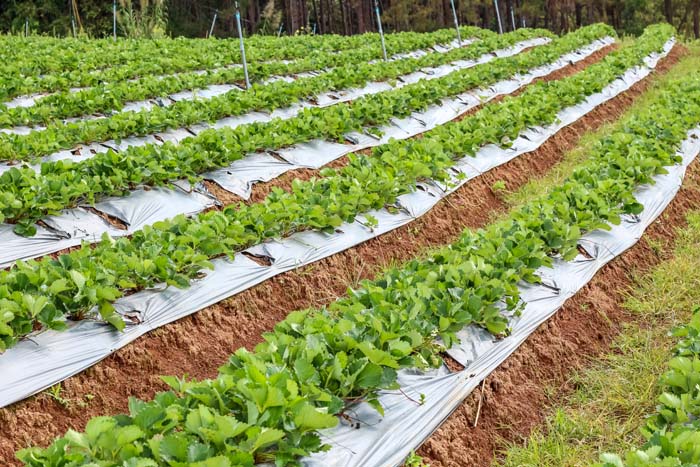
0, 19, 699, 467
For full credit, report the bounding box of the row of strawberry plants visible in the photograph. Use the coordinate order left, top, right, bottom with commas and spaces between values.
0, 27, 512, 128
0, 24, 671, 351
15, 33, 699, 467
0, 31, 405, 77
0, 27, 476, 101
0, 27, 542, 128
0, 28, 549, 160
0, 25, 612, 236
600, 307, 700, 467
1, 27, 469, 80
0, 28, 491, 123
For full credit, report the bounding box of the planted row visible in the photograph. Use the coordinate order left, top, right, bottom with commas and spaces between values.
0, 26, 476, 101
0, 27, 506, 127
5, 26, 471, 77
17, 35, 700, 467
0, 24, 614, 234
0, 24, 671, 350
0, 28, 549, 160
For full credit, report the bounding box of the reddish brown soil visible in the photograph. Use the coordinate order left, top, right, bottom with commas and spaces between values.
204, 156, 352, 206
0, 43, 669, 465
528, 43, 619, 84
417, 160, 700, 467
202, 179, 245, 205
82, 206, 129, 230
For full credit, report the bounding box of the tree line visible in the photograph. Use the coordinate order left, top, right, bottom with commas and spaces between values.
1, 0, 699, 38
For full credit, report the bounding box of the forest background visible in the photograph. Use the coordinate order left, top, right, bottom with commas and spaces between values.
1, 0, 698, 40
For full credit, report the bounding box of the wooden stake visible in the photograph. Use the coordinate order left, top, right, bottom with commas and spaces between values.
473, 379, 487, 427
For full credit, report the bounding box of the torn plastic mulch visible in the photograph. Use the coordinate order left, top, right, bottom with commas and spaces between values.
0, 186, 219, 268
0, 37, 600, 267
0, 39, 671, 411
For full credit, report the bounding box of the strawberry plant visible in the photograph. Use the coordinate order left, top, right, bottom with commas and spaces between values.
0, 29, 555, 161
0, 27, 507, 127
0, 26, 482, 101
600, 307, 700, 467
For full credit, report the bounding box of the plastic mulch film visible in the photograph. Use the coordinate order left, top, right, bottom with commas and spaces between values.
0, 37, 546, 172
302, 131, 700, 467
0, 37, 568, 269
0, 39, 670, 409
331, 130, 700, 464
0, 211, 122, 268
0, 187, 218, 269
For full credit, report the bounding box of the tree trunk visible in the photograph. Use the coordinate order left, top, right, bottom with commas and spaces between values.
597, 1, 606, 23
352, 0, 365, 33
365, 0, 374, 33
694, 0, 700, 38
340, 0, 351, 35
246, 0, 260, 34
311, 0, 319, 31
443, 0, 452, 28
678, 1, 691, 31
318, 0, 325, 33
605, 2, 618, 30
544, 0, 555, 29
283, 0, 291, 34
328, 0, 336, 33
664, 0, 673, 24
479, 3, 488, 29
505, 0, 514, 30
284, 0, 307, 34
586, 0, 593, 24
574, 1, 582, 26
295, 0, 309, 29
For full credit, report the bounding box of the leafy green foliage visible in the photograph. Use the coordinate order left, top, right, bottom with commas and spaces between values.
0, 24, 671, 352
15, 22, 700, 467
0, 28, 553, 160
0, 27, 504, 127
0, 26, 483, 101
